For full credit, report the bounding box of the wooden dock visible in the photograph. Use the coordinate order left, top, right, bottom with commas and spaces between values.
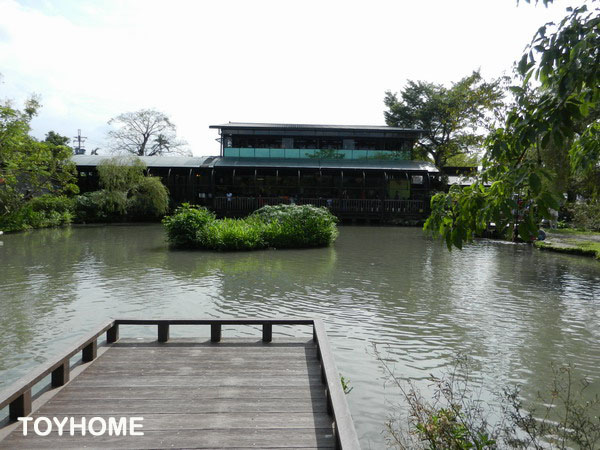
0, 319, 359, 449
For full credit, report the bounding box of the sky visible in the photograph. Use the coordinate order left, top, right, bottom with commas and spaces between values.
0, 0, 584, 156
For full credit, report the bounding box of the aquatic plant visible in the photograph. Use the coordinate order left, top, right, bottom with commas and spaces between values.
252, 204, 339, 248
378, 349, 600, 450
162, 203, 338, 251
162, 203, 215, 247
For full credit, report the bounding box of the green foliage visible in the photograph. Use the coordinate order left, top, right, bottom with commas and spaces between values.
251, 204, 339, 248
425, 3, 600, 248
127, 176, 169, 218
43, 131, 70, 148
97, 156, 146, 192
340, 375, 353, 395
162, 204, 216, 247
380, 352, 600, 450
0, 195, 74, 232
199, 217, 266, 251
384, 70, 505, 169
0, 91, 78, 232
571, 200, 600, 232
162, 203, 338, 251
74, 156, 169, 222
414, 407, 496, 450
0, 97, 78, 218
307, 148, 345, 159
74, 190, 127, 223
28, 194, 74, 215
535, 239, 600, 260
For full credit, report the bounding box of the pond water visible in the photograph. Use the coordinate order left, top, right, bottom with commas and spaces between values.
1, 224, 599, 447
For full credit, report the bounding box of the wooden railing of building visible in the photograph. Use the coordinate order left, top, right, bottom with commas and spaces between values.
214, 196, 426, 217
0, 318, 360, 450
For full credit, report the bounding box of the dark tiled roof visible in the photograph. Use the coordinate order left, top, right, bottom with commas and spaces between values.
212, 157, 438, 172
71, 155, 212, 168
209, 122, 422, 133
71, 155, 438, 173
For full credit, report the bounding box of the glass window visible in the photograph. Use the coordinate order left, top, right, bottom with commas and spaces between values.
411, 175, 424, 185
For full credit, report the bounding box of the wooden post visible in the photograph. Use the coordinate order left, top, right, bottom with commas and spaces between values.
262, 323, 272, 343
82, 339, 97, 363
211, 324, 221, 342
51, 361, 70, 387
107, 324, 119, 343
158, 324, 169, 343
9, 389, 31, 421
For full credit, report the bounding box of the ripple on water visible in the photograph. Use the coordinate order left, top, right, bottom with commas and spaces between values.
0, 225, 599, 447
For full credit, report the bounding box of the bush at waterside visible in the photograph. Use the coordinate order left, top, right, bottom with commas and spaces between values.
74, 157, 169, 223
0, 195, 75, 232
163, 203, 338, 251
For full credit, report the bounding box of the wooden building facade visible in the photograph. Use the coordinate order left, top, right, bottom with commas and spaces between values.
72, 123, 440, 222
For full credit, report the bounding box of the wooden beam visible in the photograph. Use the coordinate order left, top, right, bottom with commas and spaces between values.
313, 319, 360, 450
262, 324, 272, 343
211, 324, 221, 342
158, 324, 169, 343
0, 320, 114, 412
51, 361, 70, 387
107, 324, 119, 343
8, 390, 31, 421
82, 339, 97, 363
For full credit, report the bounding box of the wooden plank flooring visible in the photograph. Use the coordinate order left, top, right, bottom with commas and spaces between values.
0, 338, 335, 449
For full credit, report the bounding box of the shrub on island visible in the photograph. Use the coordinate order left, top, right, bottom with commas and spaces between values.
161, 205, 216, 247
162, 203, 338, 250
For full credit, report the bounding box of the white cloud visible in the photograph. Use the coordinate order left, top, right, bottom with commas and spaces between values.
0, 0, 582, 155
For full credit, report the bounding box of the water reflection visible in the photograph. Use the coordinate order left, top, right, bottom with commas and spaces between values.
0, 224, 599, 447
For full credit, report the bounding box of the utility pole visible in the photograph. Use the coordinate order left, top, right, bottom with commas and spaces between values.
73, 129, 87, 155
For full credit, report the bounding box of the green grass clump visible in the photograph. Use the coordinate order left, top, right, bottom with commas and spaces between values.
162, 203, 338, 251
534, 240, 600, 260
199, 217, 266, 251
547, 228, 600, 237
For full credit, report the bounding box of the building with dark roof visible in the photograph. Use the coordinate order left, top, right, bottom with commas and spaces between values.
73, 123, 440, 222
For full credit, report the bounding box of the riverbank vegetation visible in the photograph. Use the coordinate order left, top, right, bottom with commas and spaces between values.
384, 70, 506, 170
1, 78, 173, 232
0, 99, 169, 232
379, 353, 600, 449
535, 229, 600, 260
163, 203, 338, 251
421, 2, 599, 249
75, 157, 169, 223
0, 95, 79, 232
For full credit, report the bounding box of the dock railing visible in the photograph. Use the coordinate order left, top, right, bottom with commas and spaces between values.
215, 195, 426, 217
0, 318, 360, 450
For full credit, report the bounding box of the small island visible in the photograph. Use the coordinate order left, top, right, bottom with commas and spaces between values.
162, 203, 338, 251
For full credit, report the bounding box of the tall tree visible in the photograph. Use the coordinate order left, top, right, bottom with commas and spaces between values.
43, 131, 70, 148
424, 2, 600, 248
107, 109, 188, 156
384, 71, 505, 169
0, 96, 77, 215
